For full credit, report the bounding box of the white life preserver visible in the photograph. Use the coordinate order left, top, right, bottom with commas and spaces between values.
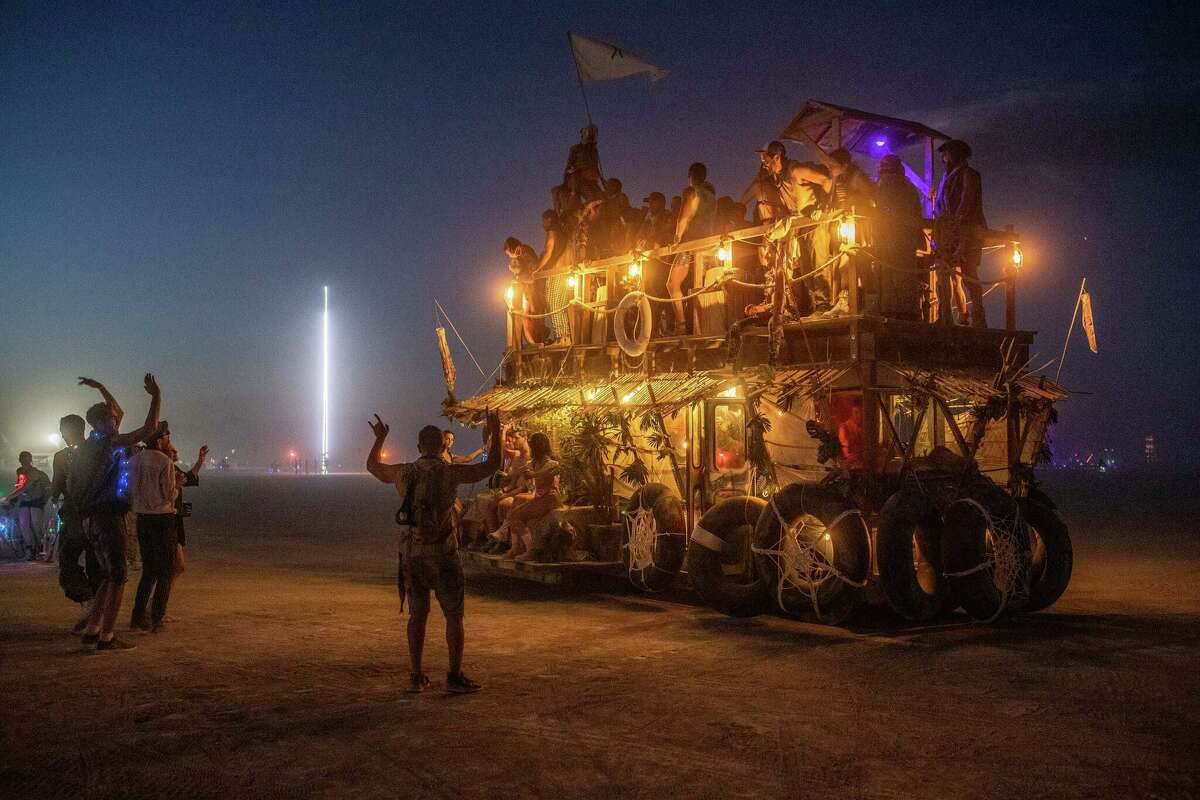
614, 291, 652, 357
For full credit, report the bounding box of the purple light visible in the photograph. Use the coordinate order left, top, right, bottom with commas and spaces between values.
873, 138, 887, 148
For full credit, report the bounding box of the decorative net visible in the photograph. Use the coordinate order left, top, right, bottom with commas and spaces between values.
750, 496, 867, 620
944, 497, 1030, 622
625, 505, 658, 573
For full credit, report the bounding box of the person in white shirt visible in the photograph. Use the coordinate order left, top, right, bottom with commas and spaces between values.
128, 423, 179, 632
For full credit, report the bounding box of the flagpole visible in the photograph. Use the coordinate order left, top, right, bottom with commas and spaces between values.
1055, 277, 1086, 383
566, 32, 594, 127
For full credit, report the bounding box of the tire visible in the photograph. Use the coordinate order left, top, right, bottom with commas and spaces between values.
941, 478, 1033, 621
686, 496, 770, 617
877, 487, 949, 621
624, 483, 687, 592
614, 291, 652, 357
752, 483, 870, 623
1021, 492, 1072, 612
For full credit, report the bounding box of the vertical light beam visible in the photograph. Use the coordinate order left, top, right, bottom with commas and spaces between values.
321, 285, 329, 474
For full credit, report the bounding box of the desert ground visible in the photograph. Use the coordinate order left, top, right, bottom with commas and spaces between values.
2, 471, 1198, 800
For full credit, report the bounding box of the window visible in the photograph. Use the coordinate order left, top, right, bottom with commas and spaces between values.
712, 403, 746, 471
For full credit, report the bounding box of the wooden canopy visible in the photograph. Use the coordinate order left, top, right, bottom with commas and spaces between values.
780, 100, 951, 156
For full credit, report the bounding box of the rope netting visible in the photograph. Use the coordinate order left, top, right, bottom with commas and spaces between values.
749, 496, 867, 620
943, 496, 1030, 622
623, 502, 685, 592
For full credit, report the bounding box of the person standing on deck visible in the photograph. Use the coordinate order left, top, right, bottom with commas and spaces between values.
754, 140, 832, 317
538, 209, 572, 344
933, 139, 988, 327
367, 410, 501, 694
666, 162, 717, 336
504, 237, 546, 344
873, 154, 926, 320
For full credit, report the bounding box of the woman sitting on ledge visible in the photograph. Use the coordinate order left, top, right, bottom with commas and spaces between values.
503, 432, 561, 562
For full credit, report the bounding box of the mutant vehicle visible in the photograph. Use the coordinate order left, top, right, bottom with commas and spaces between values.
442, 100, 1071, 625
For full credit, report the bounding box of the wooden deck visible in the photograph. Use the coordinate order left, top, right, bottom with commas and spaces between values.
463, 550, 624, 585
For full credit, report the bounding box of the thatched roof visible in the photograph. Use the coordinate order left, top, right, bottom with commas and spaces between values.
780, 99, 950, 156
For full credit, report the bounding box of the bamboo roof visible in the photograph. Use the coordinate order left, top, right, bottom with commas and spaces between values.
447, 366, 854, 423
884, 364, 1070, 403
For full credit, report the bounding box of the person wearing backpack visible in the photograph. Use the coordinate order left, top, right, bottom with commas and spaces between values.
367, 409, 501, 694
68, 373, 162, 652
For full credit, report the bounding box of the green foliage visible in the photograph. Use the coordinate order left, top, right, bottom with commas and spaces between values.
560, 412, 619, 506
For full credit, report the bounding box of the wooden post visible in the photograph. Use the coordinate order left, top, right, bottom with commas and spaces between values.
1004, 224, 1017, 331
831, 116, 842, 149
1005, 390, 1021, 492
923, 136, 936, 217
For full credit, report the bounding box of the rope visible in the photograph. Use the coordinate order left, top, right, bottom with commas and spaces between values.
748, 494, 867, 621
623, 502, 685, 591
942, 496, 1029, 623
435, 299, 487, 377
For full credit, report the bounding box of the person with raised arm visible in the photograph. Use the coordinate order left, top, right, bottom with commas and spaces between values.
68, 373, 161, 651
367, 410, 501, 694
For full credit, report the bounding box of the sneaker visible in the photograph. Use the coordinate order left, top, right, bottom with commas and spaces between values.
406, 673, 431, 694
72, 601, 95, 634
96, 636, 137, 652
81, 632, 100, 646
446, 672, 481, 694
130, 616, 151, 632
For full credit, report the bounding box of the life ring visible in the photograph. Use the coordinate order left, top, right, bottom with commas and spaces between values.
624, 483, 686, 592
614, 291, 652, 357
1021, 489, 1072, 612
940, 476, 1032, 622
686, 496, 770, 617
751, 483, 869, 623
877, 486, 949, 621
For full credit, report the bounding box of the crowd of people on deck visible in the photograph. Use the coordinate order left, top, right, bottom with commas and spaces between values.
1, 376, 207, 652
503, 125, 990, 344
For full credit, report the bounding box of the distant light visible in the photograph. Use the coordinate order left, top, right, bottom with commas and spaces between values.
322, 285, 330, 475
48, 434, 62, 446
289, 450, 296, 459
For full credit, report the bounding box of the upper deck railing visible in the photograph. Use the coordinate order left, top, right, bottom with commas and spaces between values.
505, 209, 1023, 362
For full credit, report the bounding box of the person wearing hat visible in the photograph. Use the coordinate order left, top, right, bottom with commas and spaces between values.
933, 139, 988, 326
753, 140, 835, 316
874, 154, 925, 320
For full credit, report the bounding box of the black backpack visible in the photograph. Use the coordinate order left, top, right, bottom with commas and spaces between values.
396, 459, 453, 545
67, 436, 127, 518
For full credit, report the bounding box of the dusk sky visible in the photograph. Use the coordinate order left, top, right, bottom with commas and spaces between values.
2, 1, 1197, 468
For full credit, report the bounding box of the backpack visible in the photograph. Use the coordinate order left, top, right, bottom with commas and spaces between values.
67, 435, 128, 518
396, 459, 454, 545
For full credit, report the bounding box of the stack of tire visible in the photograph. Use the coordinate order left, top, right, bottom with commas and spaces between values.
676, 479, 1072, 625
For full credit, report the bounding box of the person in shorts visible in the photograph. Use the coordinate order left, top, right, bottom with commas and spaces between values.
68, 374, 161, 652
367, 410, 500, 694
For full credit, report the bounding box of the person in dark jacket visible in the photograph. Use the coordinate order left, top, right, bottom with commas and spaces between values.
933, 139, 988, 326
874, 154, 926, 320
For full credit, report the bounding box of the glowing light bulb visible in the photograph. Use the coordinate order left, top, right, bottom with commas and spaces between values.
716, 243, 732, 265
627, 262, 641, 278
621, 391, 637, 404
838, 218, 856, 245
505, 285, 515, 305
566, 274, 579, 289
1012, 243, 1023, 268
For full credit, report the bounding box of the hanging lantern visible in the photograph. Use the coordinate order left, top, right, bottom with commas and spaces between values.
1011, 242, 1023, 268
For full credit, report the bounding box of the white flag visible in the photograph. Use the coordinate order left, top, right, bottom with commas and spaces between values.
569, 33, 667, 83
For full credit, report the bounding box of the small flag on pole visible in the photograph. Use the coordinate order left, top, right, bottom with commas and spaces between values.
1081, 288, 1098, 354
569, 32, 667, 83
